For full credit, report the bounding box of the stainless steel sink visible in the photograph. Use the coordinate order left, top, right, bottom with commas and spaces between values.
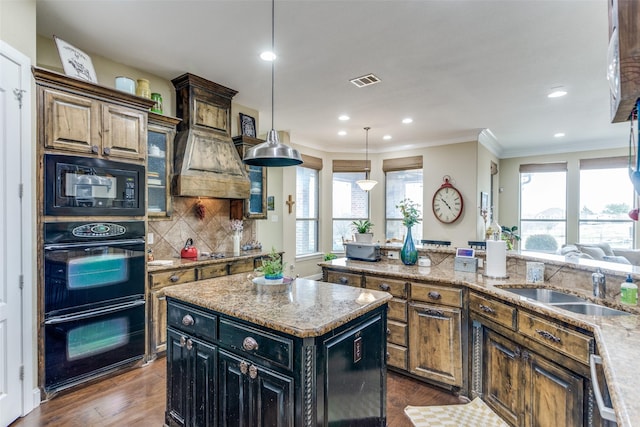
500, 287, 587, 304
552, 303, 630, 317
499, 287, 630, 316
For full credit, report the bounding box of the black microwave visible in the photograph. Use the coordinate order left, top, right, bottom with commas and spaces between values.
44, 154, 145, 216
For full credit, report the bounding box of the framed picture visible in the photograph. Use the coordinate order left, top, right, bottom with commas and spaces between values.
480, 192, 489, 211
267, 196, 275, 211
54, 36, 98, 83
239, 113, 256, 137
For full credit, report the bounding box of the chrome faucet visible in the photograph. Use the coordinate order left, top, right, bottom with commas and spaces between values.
592, 268, 606, 298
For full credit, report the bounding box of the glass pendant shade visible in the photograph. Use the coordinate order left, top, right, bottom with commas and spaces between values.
243, 129, 302, 166
357, 177, 378, 191
356, 126, 377, 191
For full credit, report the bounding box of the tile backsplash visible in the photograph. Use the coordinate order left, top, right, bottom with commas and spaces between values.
148, 197, 256, 259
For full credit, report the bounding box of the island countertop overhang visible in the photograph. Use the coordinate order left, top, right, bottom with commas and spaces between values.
163, 276, 392, 338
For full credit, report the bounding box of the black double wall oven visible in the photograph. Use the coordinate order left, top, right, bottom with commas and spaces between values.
43, 154, 146, 393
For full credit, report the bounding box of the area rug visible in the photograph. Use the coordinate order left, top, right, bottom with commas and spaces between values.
404, 397, 509, 427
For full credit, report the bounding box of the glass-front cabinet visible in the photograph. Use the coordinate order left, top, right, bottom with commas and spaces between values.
147, 113, 180, 218
233, 135, 267, 219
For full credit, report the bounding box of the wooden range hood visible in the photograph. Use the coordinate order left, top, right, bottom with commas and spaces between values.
171, 73, 250, 199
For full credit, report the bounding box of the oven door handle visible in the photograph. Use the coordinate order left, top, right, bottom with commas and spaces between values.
44, 238, 146, 250
44, 299, 145, 325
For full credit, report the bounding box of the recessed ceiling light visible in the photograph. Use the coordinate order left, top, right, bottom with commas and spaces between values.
260, 51, 276, 61
383, 135, 392, 140
402, 118, 413, 124
554, 132, 565, 138
338, 131, 347, 136
548, 88, 567, 98
338, 115, 350, 121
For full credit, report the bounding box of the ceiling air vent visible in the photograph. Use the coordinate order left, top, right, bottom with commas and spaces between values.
350, 73, 381, 88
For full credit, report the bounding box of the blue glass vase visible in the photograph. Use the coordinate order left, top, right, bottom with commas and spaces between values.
401, 226, 418, 265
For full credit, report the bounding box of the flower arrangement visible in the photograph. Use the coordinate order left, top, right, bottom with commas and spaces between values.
396, 198, 421, 228
229, 219, 244, 232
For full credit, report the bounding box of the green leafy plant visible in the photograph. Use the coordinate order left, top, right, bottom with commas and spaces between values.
396, 198, 422, 228
351, 219, 374, 234
501, 225, 520, 250
323, 253, 338, 261
256, 247, 286, 278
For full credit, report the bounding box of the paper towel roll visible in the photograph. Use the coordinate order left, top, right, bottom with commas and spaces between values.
486, 240, 507, 277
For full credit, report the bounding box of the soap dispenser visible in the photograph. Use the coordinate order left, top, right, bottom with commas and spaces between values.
621, 274, 638, 305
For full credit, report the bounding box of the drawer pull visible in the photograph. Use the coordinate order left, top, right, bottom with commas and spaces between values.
240, 361, 249, 375
249, 364, 258, 379
386, 328, 391, 335
91, 145, 99, 154
186, 338, 193, 350
339, 277, 348, 285
242, 337, 259, 351
170, 275, 180, 282
479, 304, 496, 314
103, 147, 111, 156
179, 336, 187, 347
535, 329, 561, 343
380, 283, 390, 291
420, 308, 445, 318
427, 291, 441, 300
590, 355, 617, 422
182, 314, 194, 326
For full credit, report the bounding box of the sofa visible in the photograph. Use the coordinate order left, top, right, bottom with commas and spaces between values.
559, 242, 640, 266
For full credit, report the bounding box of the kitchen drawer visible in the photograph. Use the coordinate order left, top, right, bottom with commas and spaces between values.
388, 298, 407, 322
197, 263, 227, 280
387, 319, 407, 346
387, 343, 407, 370
167, 301, 217, 343
149, 268, 197, 289
326, 270, 362, 288
218, 318, 293, 370
469, 292, 516, 330
228, 259, 254, 275
365, 275, 407, 298
411, 282, 462, 308
518, 311, 593, 365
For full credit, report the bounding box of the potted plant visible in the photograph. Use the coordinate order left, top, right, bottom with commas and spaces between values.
323, 253, 338, 261
256, 247, 286, 284
396, 198, 421, 265
351, 219, 374, 243
501, 225, 520, 250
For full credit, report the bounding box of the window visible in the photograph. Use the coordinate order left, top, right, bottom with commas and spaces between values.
384, 156, 424, 243
579, 157, 634, 249
332, 172, 369, 251
519, 163, 567, 252
296, 157, 321, 256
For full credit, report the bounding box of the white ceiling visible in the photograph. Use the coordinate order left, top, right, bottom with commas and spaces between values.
36, 0, 631, 158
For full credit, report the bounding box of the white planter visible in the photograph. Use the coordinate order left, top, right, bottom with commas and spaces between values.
232, 232, 241, 256
354, 233, 373, 243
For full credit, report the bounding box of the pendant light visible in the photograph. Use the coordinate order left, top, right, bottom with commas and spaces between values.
356, 127, 377, 191
243, 0, 302, 167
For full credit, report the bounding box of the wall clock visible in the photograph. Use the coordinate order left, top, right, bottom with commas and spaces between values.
432, 176, 463, 224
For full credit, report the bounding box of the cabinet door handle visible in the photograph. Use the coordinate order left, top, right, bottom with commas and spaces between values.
179, 336, 187, 347
240, 361, 249, 375
91, 145, 99, 154
249, 364, 258, 379
479, 304, 496, 314
420, 308, 445, 318
379, 283, 390, 291
186, 339, 193, 350
103, 147, 111, 156
339, 277, 348, 285
535, 329, 561, 343
386, 328, 391, 335
242, 336, 259, 351
427, 291, 441, 300
182, 314, 194, 326
170, 275, 180, 282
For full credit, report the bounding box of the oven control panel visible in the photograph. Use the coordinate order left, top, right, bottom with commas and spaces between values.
72, 223, 127, 238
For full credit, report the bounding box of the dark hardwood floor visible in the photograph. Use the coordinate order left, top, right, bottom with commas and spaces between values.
11, 359, 464, 426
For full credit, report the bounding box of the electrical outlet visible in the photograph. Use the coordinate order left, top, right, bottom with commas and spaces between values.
387, 251, 399, 259
148, 233, 154, 245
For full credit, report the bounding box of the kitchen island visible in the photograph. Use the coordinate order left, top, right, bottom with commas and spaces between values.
163, 275, 392, 427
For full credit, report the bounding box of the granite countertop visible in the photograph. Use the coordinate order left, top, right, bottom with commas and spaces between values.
320, 257, 640, 427
147, 250, 271, 272
163, 275, 392, 338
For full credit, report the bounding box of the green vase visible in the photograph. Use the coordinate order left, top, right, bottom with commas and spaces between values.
401, 226, 418, 265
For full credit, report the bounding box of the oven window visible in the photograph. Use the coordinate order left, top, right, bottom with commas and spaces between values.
67, 317, 130, 361
68, 253, 129, 289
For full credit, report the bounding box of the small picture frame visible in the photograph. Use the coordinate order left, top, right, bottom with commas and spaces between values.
267, 196, 275, 211
239, 113, 257, 138
54, 35, 98, 83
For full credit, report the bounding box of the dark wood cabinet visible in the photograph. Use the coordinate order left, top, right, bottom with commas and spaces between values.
232, 135, 267, 219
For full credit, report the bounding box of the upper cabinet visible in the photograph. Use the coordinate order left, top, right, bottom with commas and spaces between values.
608, 0, 640, 122
34, 67, 155, 162
148, 112, 180, 218
233, 135, 267, 219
